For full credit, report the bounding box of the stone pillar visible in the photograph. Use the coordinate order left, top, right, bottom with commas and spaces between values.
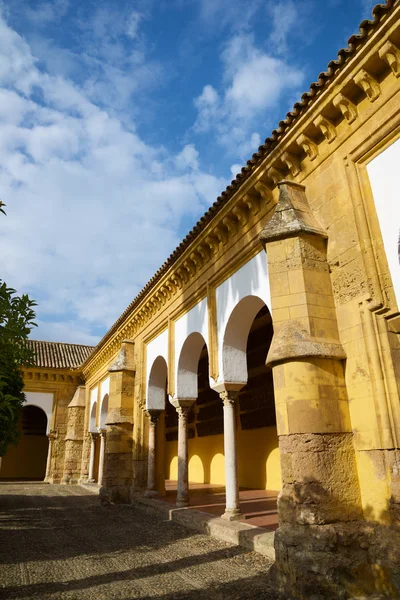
100, 340, 135, 504
98, 429, 107, 486
62, 386, 86, 485
220, 390, 242, 520
44, 430, 57, 482
145, 410, 161, 497
171, 399, 195, 507
260, 181, 364, 598
88, 432, 98, 482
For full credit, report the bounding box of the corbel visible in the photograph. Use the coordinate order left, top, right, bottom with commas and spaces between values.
213, 225, 228, 246
254, 180, 272, 201
171, 273, 183, 289
232, 204, 248, 227
183, 259, 196, 278
176, 266, 190, 284
197, 243, 211, 262
314, 114, 336, 143
332, 93, 358, 124
205, 235, 219, 255
160, 285, 172, 301
190, 251, 203, 270
243, 192, 260, 215
222, 215, 237, 236
378, 40, 400, 78
296, 133, 318, 161
281, 151, 301, 177
354, 69, 380, 102
267, 166, 284, 185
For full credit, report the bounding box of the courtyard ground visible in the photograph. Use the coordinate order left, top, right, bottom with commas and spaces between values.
0, 483, 281, 600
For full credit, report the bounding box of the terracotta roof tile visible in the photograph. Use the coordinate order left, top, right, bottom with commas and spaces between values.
27, 340, 95, 369
83, 0, 395, 367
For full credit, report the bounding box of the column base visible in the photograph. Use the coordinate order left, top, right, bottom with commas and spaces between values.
221, 508, 243, 521
144, 489, 160, 498
176, 498, 189, 508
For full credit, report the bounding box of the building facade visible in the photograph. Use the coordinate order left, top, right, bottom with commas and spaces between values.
1, 1, 400, 597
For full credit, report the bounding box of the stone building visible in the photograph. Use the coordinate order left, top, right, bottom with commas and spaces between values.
1, 1, 400, 597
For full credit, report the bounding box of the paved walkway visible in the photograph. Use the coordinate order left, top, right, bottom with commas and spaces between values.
162, 481, 279, 530
0, 483, 280, 600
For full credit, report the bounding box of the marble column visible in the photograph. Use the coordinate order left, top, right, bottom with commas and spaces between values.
170, 398, 195, 507
88, 432, 99, 483
45, 430, 57, 482
220, 390, 242, 520
98, 429, 107, 486
145, 410, 161, 497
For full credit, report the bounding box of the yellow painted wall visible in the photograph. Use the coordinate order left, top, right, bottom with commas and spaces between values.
0, 434, 48, 480
164, 425, 281, 491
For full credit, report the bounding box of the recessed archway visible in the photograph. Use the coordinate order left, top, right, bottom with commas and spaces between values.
0, 405, 49, 481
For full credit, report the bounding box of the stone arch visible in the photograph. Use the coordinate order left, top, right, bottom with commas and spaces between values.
176, 331, 207, 399
89, 401, 97, 432
100, 393, 109, 429
221, 295, 270, 385
147, 355, 168, 411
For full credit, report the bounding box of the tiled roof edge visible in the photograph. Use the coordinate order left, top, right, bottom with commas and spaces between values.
27, 339, 95, 369
82, 0, 395, 370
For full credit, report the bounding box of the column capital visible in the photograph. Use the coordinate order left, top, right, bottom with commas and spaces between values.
146, 410, 161, 427
48, 429, 58, 441
99, 428, 107, 438
89, 431, 99, 441
219, 390, 240, 406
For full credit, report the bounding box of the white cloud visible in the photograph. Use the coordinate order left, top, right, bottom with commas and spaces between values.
193, 33, 304, 158
267, 1, 299, 55
0, 11, 226, 344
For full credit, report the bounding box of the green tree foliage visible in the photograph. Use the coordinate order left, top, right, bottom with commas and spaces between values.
0, 201, 37, 456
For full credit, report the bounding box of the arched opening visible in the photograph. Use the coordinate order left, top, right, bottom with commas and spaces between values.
89, 401, 97, 432
100, 394, 109, 429
0, 405, 49, 480
235, 304, 280, 491
146, 355, 173, 495
165, 339, 224, 496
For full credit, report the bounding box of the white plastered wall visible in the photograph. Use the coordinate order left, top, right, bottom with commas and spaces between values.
99, 377, 110, 428
89, 387, 98, 432
146, 328, 168, 410
367, 137, 400, 309
174, 297, 208, 398
215, 251, 271, 386
24, 391, 54, 434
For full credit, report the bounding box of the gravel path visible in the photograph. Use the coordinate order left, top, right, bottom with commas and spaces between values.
0, 483, 281, 600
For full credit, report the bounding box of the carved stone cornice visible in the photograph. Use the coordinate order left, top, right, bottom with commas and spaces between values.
81, 20, 400, 382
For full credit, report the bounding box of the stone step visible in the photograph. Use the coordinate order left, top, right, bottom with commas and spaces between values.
132, 494, 275, 561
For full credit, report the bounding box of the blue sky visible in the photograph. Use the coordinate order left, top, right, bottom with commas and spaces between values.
0, 0, 377, 345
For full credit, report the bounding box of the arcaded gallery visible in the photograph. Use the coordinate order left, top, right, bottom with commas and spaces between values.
1, 2, 400, 598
